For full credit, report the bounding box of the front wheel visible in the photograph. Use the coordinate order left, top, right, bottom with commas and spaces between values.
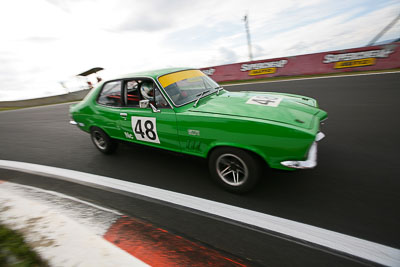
208, 147, 262, 193
90, 127, 118, 154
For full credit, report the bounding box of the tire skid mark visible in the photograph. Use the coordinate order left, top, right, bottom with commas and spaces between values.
104, 215, 247, 267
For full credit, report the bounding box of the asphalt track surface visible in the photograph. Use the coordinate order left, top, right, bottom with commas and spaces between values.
0, 72, 399, 266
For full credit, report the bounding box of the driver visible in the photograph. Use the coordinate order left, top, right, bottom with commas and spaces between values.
140, 81, 154, 100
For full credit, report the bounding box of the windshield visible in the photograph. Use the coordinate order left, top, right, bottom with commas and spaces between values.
158, 70, 220, 106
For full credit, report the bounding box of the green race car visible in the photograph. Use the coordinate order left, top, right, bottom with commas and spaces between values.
70, 68, 327, 193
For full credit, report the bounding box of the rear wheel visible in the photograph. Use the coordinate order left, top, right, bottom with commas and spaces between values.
90, 127, 118, 154
208, 147, 262, 193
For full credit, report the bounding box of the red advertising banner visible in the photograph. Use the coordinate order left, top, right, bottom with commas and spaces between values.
201, 42, 400, 82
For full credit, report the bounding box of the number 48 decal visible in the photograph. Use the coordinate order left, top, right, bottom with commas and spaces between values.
131, 116, 160, 144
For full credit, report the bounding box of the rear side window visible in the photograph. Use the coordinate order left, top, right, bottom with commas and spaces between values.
97, 81, 122, 106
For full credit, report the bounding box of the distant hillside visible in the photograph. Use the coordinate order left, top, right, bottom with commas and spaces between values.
0, 89, 90, 108
373, 38, 400, 45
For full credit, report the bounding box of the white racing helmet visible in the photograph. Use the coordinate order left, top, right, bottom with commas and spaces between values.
140, 81, 154, 100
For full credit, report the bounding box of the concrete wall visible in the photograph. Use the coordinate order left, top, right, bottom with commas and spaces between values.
201, 42, 400, 82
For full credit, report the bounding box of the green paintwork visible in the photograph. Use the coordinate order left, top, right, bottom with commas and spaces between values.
117, 68, 190, 80
70, 68, 327, 170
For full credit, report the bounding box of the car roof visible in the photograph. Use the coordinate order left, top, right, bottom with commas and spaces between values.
115, 67, 192, 80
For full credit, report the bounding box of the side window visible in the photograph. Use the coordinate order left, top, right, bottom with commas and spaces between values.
155, 88, 170, 108
122, 79, 170, 109
97, 81, 122, 106
126, 80, 141, 107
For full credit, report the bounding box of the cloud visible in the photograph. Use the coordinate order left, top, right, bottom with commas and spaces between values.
25, 36, 59, 43
1, 0, 399, 101
286, 42, 309, 54
44, 0, 93, 12
253, 44, 265, 59
248, 2, 400, 59
117, 14, 175, 32
206, 47, 240, 66
44, 0, 71, 12
163, 21, 241, 51
114, 0, 200, 32
219, 47, 239, 64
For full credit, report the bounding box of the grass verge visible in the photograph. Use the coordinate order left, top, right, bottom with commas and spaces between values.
0, 100, 79, 112
0, 107, 23, 112
0, 224, 47, 266
220, 68, 400, 86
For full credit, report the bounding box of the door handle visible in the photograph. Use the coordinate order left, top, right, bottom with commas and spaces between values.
120, 112, 127, 117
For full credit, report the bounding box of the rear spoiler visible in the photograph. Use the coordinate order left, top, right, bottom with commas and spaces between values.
77, 67, 104, 77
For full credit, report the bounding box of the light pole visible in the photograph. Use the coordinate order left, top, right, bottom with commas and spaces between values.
243, 13, 253, 61
368, 13, 400, 46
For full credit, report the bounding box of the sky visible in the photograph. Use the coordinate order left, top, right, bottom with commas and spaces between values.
0, 0, 399, 101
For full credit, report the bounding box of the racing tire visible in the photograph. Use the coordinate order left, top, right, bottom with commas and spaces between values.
90, 127, 118, 154
208, 147, 261, 193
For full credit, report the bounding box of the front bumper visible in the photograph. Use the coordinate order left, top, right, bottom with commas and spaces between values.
280, 132, 325, 169
70, 120, 85, 127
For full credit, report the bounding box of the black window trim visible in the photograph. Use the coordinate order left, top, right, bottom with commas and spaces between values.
96, 76, 173, 109
123, 79, 141, 108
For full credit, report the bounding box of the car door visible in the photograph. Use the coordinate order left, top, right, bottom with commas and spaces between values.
118, 79, 180, 152
93, 80, 123, 138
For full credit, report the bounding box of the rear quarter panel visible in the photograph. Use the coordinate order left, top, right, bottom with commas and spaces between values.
69, 85, 110, 134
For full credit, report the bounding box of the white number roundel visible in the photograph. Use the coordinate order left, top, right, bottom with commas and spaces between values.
131, 116, 160, 144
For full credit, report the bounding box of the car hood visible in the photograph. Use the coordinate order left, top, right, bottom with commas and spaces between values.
188, 91, 327, 129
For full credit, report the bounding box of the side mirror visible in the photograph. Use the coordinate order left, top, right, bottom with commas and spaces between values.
150, 103, 161, 113
139, 100, 149, 108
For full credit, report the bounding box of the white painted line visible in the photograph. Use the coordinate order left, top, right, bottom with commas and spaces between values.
223, 70, 400, 87
0, 160, 399, 266
0, 183, 148, 267
8, 182, 122, 215
0, 182, 121, 237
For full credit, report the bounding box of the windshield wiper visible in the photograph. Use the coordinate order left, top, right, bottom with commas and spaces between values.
193, 90, 210, 107
216, 86, 224, 95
